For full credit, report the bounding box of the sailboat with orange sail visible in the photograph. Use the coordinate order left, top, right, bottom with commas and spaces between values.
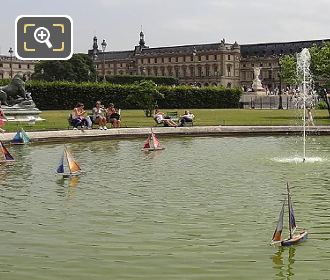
0, 141, 15, 163
142, 129, 165, 151
271, 183, 308, 246
56, 146, 81, 177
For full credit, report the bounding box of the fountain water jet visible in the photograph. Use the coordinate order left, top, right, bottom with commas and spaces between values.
273, 49, 323, 164
296, 48, 313, 162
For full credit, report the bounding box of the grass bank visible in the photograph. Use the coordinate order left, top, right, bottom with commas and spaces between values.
2, 109, 330, 132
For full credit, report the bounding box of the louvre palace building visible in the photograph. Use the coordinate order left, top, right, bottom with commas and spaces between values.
89, 31, 328, 92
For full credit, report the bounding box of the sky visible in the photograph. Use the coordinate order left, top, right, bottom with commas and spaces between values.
0, 0, 329, 55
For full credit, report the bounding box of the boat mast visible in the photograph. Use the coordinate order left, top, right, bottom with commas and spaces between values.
64, 147, 71, 174
287, 182, 292, 239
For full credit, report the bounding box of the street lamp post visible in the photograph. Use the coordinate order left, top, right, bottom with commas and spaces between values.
101, 39, 107, 82
192, 47, 197, 86
87, 70, 91, 82
278, 56, 283, 109
93, 49, 98, 83
8, 47, 13, 79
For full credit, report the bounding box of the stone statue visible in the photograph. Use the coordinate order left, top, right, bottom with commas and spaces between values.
0, 73, 42, 122
251, 67, 266, 95
0, 73, 35, 108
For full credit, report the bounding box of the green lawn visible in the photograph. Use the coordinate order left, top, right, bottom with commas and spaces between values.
2, 109, 330, 132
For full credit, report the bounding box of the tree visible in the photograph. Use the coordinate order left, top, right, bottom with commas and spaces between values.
32, 53, 96, 82
126, 80, 164, 117
310, 42, 330, 116
280, 43, 330, 117
280, 55, 298, 85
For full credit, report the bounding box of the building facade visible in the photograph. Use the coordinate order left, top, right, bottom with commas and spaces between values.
0, 55, 35, 79
89, 32, 329, 91
88, 32, 241, 88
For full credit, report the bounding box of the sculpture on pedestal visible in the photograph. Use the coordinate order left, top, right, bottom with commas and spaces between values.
251, 67, 266, 95
0, 73, 35, 107
0, 73, 43, 122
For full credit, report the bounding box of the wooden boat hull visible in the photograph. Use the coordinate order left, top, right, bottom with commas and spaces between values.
142, 147, 165, 151
281, 231, 308, 246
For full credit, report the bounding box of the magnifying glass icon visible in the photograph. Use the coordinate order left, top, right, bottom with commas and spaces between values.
34, 27, 53, 49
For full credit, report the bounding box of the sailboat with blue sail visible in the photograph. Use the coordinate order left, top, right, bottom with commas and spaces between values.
11, 128, 30, 145
271, 183, 308, 246
56, 146, 81, 177
0, 141, 15, 163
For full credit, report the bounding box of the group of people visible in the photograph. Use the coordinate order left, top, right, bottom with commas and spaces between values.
72, 101, 121, 130
153, 108, 195, 127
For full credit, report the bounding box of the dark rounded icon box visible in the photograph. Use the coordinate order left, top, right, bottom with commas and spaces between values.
15, 15, 73, 60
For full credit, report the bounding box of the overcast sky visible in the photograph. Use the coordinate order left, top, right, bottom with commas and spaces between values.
1, 0, 329, 55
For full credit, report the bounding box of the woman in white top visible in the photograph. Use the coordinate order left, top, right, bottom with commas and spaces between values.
153, 109, 177, 127
92, 101, 107, 130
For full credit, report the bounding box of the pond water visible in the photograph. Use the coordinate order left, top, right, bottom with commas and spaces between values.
1, 135, 330, 280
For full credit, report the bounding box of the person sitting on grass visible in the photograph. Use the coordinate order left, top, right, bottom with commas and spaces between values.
0, 101, 7, 133
72, 103, 91, 130
179, 110, 194, 127
153, 108, 177, 127
92, 100, 107, 130
106, 103, 121, 128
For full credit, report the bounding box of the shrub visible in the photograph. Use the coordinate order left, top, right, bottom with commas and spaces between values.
22, 81, 242, 110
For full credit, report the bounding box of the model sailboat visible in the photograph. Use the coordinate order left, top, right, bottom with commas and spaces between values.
271, 183, 308, 246
0, 141, 15, 162
11, 128, 30, 145
142, 129, 165, 151
56, 146, 81, 177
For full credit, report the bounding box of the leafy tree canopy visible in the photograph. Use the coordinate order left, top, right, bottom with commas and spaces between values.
32, 53, 96, 82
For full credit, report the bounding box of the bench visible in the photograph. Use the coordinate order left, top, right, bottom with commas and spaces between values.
166, 111, 179, 121
67, 113, 94, 130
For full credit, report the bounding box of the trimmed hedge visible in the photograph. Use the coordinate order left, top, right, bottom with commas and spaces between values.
3, 80, 241, 110
105, 75, 179, 86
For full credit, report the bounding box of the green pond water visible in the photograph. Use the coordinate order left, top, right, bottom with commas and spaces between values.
0, 135, 330, 280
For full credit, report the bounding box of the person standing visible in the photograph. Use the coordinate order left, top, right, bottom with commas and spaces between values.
306, 107, 315, 126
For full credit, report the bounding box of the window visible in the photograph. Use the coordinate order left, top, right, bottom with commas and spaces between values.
148, 58, 150, 64
268, 70, 272, 79
243, 64, 246, 68
161, 57, 164, 63
198, 67, 202, 77
206, 66, 210, 77
227, 55, 231, 60
206, 55, 209, 61
0, 63, 3, 67
18, 64, 22, 69
227, 64, 232, 76
260, 63, 263, 67
176, 57, 179, 62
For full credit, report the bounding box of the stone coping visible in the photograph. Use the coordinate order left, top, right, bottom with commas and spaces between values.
1, 126, 329, 144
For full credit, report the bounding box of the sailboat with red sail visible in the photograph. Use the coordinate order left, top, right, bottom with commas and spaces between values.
271, 183, 308, 246
142, 129, 165, 151
56, 146, 81, 177
0, 141, 15, 163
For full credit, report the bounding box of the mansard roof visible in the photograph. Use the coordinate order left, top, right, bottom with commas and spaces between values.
139, 43, 228, 55
88, 42, 235, 61
240, 39, 330, 57
101, 50, 134, 60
